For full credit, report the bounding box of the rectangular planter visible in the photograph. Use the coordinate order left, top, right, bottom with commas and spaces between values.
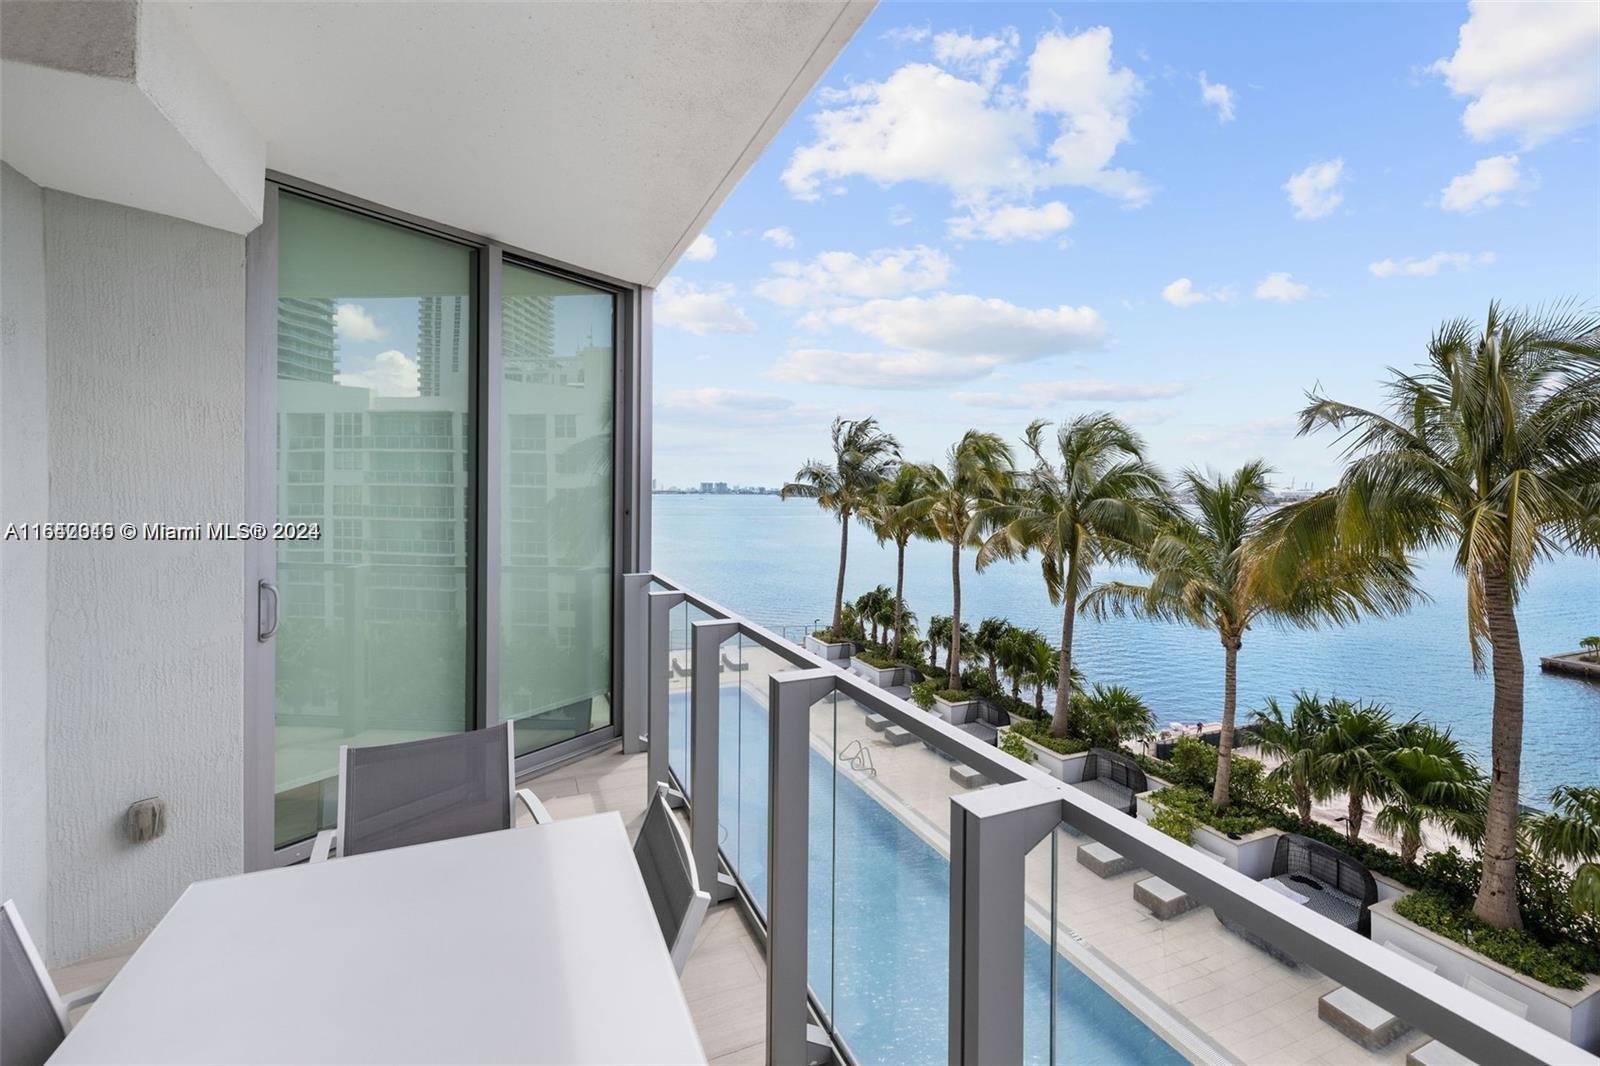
848, 658, 905, 688
1369, 897, 1600, 1051
1135, 775, 1173, 821
804, 635, 852, 662
998, 728, 1089, 783
933, 694, 982, 726
1191, 824, 1281, 879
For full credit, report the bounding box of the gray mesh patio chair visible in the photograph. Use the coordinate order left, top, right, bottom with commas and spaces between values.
1071, 747, 1149, 816
634, 782, 711, 974
310, 721, 551, 862
2, 899, 106, 1066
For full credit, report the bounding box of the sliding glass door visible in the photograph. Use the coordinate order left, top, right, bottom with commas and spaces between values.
500, 264, 615, 756
272, 193, 476, 848
264, 189, 622, 851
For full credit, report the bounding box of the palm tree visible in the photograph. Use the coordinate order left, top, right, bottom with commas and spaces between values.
1525, 787, 1600, 916
996, 626, 1036, 700
1085, 463, 1416, 807
859, 465, 931, 657
983, 415, 1168, 738
1022, 634, 1059, 714
1078, 684, 1155, 748
1253, 692, 1330, 825
1317, 700, 1396, 844
1375, 719, 1485, 866
853, 585, 892, 645
912, 431, 1014, 683
1289, 302, 1600, 928
973, 617, 1011, 688
781, 416, 900, 635
927, 615, 951, 673
1580, 635, 1600, 663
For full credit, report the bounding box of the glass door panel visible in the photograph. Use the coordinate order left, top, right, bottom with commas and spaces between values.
499, 263, 614, 756
273, 192, 475, 848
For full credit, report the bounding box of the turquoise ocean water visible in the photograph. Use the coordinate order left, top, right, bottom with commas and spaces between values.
653, 492, 1600, 803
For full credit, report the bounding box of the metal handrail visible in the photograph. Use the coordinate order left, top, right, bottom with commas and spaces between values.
642, 571, 1599, 1066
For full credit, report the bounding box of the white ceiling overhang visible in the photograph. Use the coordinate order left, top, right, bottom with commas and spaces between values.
2, 0, 873, 286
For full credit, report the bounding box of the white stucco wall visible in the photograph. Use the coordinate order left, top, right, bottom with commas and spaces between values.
42, 190, 245, 963
1, 162, 51, 938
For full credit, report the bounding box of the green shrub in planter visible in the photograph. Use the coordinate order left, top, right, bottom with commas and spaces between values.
910, 679, 939, 711
1007, 718, 1090, 755
999, 731, 1034, 764
1167, 736, 1218, 789
1149, 806, 1198, 843
1395, 891, 1593, 990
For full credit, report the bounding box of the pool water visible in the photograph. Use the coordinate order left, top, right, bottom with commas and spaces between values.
667, 685, 1187, 1066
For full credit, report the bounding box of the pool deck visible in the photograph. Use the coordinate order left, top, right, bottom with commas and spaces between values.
699, 641, 1425, 1066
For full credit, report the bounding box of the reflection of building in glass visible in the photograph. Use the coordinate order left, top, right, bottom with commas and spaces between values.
276, 298, 337, 383
275, 291, 611, 733
416, 295, 469, 397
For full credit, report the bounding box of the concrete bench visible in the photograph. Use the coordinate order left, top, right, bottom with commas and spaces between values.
1407, 1041, 1476, 1066
1320, 941, 1437, 1049
883, 725, 915, 747
865, 713, 890, 732
949, 764, 985, 788
1076, 842, 1134, 878
1134, 876, 1197, 920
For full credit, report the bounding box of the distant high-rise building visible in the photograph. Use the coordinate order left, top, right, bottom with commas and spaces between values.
416, 295, 470, 396
276, 297, 338, 382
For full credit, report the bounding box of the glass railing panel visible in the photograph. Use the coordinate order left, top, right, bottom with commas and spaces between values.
1023, 831, 1057, 1064
810, 688, 838, 1023
664, 599, 690, 791
824, 688, 992, 1065
1040, 781, 1458, 1066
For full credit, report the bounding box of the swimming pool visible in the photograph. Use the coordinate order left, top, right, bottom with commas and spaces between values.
667, 685, 1187, 1066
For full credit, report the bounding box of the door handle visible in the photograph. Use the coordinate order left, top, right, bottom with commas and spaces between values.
258, 579, 279, 642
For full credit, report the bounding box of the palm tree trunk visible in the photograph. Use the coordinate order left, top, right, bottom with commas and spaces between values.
1212, 633, 1241, 807
1049, 578, 1078, 737
1346, 794, 1363, 843
1034, 681, 1044, 712
1296, 784, 1312, 826
1401, 827, 1420, 868
949, 535, 963, 685
892, 539, 906, 658
832, 510, 850, 634
1474, 562, 1526, 930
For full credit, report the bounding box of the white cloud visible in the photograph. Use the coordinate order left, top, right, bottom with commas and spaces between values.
1254, 272, 1310, 302
333, 303, 386, 343
761, 226, 796, 249
774, 291, 1106, 389
1368, 251, 1496, 278
803, 293, 1105, 359
1439, 154, 1526, 213
1161, 277, 1232, 308
754, 246, 951, 307
947, 200, 1073, 242
782, 27, 1149, 209
656, 388, 822, 428
683, 234, 717, 262
882, 24, 930, 46
1284, 159, 1344, 220
1432, 0, 1600, 147
932, 27, 1020, 87
653, 278, 756, 335
952, 378, 1189, 409
888, 204, 914, 226
334, 349, 418, 397
1198, 71, 1236, 123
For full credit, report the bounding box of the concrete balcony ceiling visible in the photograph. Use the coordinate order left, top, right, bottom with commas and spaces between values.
1, 0, 872, 285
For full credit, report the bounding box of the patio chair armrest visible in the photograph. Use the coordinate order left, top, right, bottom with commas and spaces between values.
309, 828, 336, 863
60, 980, 108, 1013
517, 787, 553, 825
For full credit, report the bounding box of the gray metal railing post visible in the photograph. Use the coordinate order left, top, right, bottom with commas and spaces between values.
620, 573, 652, 754
948, 782, 1064, 1066
646, 588, 687, 800
690, 617, 740, 902
767, 668, 837, 1066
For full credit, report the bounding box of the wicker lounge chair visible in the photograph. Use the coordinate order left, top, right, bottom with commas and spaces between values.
1221, 832, 1380, 963
1069, 747, 1148, 816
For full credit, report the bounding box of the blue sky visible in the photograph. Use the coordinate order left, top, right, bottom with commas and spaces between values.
651, 1, 1600, 490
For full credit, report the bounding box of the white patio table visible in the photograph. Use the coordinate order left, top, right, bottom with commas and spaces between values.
50, 812, 706, 1065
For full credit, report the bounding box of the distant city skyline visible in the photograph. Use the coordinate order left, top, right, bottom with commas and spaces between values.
650, 1, 1599, 489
